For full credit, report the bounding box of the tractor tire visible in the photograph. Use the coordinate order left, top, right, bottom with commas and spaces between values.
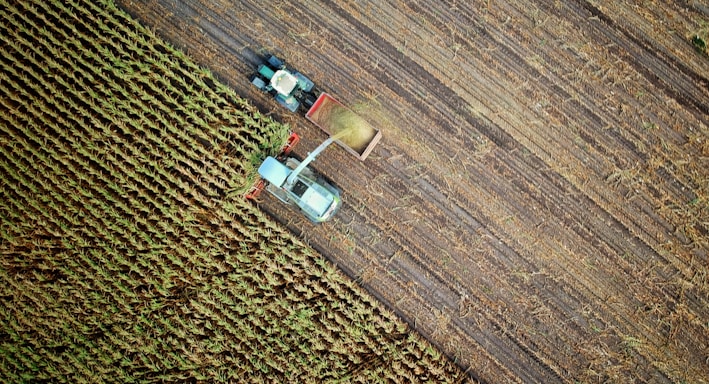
266, 55, 284, 69
302, 92, 317, 110
250, 75, 267, 90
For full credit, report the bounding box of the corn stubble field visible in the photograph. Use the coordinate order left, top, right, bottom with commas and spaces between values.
0, 0, 465, 382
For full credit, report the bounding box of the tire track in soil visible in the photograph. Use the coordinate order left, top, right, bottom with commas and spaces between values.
358, 159, 565, 383
273, 3, 581, 380
571, 1, 709, 119
492, 0, 708, 304
116, 0, 709, 382
310, 2, 706, 381
482, 2, 709, 378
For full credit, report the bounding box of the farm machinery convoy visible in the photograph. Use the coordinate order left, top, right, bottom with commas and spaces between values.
245, 54, 381, 222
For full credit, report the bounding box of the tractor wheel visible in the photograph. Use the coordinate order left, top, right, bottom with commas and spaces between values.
302, 92, 317, 110
266, 55, 284, 69
250, 74, 267, 90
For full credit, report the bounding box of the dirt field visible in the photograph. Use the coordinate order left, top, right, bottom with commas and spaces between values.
118, 1, 708, 382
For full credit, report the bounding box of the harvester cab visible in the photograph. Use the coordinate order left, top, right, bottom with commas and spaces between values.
246, 132, 341, 223
258, 153, 341, 223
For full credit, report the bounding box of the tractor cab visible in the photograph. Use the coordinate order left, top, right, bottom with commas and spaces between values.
270, 70, 298, 96
250, 55, 317, 112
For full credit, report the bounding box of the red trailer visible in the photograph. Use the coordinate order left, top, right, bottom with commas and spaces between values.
305, 93, 382, 161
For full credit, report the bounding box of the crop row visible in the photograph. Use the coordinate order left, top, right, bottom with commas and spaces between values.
0, 0, 465, 382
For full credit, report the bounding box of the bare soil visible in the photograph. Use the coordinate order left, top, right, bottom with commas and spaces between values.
117, 1, 709, 382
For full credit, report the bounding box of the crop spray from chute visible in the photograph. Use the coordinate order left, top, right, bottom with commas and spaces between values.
319, 103, 377, 154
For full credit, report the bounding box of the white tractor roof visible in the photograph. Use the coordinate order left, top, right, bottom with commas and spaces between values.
271, 70, 298, 96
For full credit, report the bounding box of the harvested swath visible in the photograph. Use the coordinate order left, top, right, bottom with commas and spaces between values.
0, 0, 465, 383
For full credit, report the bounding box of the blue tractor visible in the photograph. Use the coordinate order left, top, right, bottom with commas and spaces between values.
250, 54, 319, 113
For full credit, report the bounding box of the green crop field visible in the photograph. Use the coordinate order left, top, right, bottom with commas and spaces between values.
0, 0, 465, 382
